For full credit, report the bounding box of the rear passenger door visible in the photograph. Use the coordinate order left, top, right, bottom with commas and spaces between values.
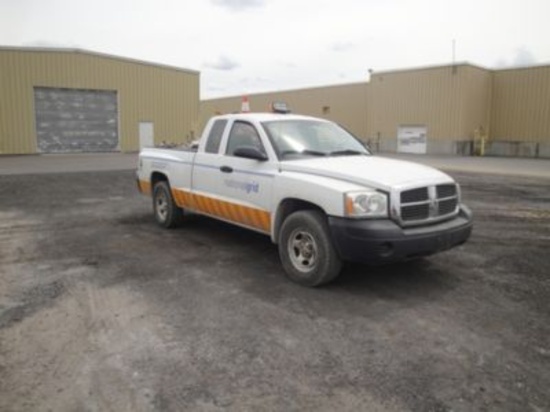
192, 119, 276, 234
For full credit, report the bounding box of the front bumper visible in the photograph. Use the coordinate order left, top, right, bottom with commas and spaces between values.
328, 206, 473, 264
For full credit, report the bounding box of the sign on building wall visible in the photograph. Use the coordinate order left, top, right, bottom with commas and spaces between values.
397, 126, 427, 154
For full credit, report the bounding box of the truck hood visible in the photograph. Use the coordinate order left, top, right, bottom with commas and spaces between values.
279, 155, 454, 190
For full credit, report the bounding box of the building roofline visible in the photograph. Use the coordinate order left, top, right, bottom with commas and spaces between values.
201, 59, 550, 101
371, 61, 550, 76
492, 61, 550, 72
371, 61, 491, 76
0, 45, 200, 75
202, 80, 367, 102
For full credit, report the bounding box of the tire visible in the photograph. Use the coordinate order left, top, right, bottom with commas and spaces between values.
152, 181, 183, 228
278, 210, 342, 287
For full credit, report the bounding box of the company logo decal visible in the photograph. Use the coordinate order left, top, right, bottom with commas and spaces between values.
224, 179, 259, 194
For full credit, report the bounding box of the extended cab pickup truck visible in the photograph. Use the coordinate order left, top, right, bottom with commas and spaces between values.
137, 112, 473, 286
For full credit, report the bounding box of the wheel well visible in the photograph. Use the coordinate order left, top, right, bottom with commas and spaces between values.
273, 199, 325, 244
151, 172, 168, 189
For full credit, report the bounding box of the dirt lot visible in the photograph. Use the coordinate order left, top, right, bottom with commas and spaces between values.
0, 169, 549, 411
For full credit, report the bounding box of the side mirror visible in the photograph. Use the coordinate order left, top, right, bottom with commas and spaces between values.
233, 146, 268, 161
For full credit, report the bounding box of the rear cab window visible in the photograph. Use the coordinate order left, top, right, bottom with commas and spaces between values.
205, 119, 227, 154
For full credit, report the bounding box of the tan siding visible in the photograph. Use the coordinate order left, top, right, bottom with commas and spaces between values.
201, 62, 550, 156
366, 65, 466, 142
200, 83, 368, 138
491, 66, 550, 142
459, 66, 492, 139
0, 49, 199, 154
202, 66, 478, 153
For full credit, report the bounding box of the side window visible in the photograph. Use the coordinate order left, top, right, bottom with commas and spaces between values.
226, 121, 266, 156
205, 119, 227, 154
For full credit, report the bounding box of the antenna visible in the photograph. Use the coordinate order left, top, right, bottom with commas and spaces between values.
452, 39, 456, 65
452, 39, 457, 74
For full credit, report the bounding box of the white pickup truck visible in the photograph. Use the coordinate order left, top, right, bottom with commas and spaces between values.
137, 112, 472, 286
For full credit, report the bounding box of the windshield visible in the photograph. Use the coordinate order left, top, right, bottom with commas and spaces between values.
262, 119, 370, 160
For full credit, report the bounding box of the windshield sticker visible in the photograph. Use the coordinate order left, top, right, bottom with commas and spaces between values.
224, 179, 259, 194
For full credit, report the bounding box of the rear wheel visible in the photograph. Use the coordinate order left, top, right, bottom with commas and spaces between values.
153, 181, 183, 228
279, 210, 342, 287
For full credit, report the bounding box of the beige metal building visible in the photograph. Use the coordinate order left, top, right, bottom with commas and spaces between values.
201, 63, 550, 158
0, 47, 199, 154
490, 65, 550, 157
200, 82, 368, 139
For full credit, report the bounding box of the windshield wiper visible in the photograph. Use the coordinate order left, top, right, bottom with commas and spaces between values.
329, 149, 368, 156
302, 149, 327, 156
280, 149, 327, 158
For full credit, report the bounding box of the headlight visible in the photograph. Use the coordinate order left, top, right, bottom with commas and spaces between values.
344, 190, 388, 218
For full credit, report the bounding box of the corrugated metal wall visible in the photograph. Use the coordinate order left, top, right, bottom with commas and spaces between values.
491, 66, 550, 141
459, 66, 492, 140
200, 83, 368, 139
201, 66, 482, 153
199, 63, 550, 156
0, 48, 199, 154
366, 65, 467, 153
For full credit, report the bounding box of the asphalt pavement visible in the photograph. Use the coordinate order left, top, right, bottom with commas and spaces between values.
1, 152, 549, 178
0, 159, 549, 411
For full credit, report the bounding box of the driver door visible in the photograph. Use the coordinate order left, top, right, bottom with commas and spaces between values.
192, 120, 276, 233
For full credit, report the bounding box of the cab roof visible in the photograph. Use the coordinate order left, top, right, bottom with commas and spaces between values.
212, 112, 331, 123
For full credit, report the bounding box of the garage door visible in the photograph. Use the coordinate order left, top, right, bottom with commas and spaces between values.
34, 87, 118, 153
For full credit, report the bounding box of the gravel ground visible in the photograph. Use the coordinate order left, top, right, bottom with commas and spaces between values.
0, 169, 549, 411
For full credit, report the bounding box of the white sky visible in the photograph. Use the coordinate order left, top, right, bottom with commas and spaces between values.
2, 0, 550, 99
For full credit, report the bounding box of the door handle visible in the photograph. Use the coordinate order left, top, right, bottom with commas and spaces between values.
220, 166, 233, 173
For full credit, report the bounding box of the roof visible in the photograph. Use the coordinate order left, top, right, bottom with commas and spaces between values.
491, 61, 550, 72
202, 81, 366, 102
203, 60, 550, 100
214, 112, 328, 123
370, 61, 491, 77
369, 61, 550, 77
0, 45, 200, 75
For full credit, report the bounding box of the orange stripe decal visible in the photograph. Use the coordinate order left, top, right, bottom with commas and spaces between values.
249, 209, 262, 229
171, 188, 271, 233
210, 197, 222, 218
226, 201, 238, 222
258, 211, 271, 232
172, 190, 191, 209
218, 200, 232, 221
172, 190, 183, 207
138, 180, 152, 195
194, 194, 207, 212
206, 196, 217, 216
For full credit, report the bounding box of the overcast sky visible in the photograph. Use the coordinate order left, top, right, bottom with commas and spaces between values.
2, 0, 550, 99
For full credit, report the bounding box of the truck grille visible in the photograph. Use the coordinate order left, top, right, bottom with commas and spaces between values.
401, 204, 430, 221
399, 184, 459, 225
438, 198, 458, 215
400, 187, 428, 203
436, 184, 457, 198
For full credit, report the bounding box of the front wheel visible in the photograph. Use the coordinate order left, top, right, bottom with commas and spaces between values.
153, 181, 183, 228
278, 210, 342, 287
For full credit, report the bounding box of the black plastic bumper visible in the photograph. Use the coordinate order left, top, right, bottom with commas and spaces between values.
328, 206, 473, 264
